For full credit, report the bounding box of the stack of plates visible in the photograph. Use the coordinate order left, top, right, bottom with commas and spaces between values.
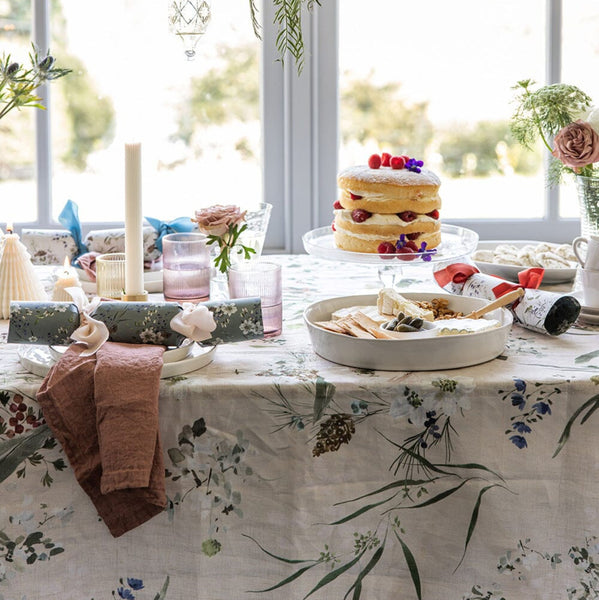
570, 291, 599, 325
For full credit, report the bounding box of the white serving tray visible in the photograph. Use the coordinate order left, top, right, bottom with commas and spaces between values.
473, 240, 577, 284
304, 292, 513, 371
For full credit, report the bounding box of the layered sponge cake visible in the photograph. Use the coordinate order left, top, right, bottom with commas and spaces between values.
333, 154, 442, 254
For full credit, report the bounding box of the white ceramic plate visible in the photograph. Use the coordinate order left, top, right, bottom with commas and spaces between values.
569, 291, 599, 315
302, 224, 479, 266
74, 268, 164, 293
19, 342, 215, 379
473, 240, 577, 284
48, 338, 194, 364
304, 292, 513, 371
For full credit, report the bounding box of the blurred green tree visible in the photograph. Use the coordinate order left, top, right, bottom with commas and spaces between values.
340, 74, 433, 157
58, 53, 115, 169
174, 43, 259, 146
438, 120, 542, 177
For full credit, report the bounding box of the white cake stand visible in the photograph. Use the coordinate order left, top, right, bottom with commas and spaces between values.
302, 223, 479, 287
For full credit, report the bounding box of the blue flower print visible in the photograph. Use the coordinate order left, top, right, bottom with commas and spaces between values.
117, 588, 135, 600
511, 393, 526, 410
533, 401, 551, 415
510, 435, 528, 449
512, 421, 532, 434
500, 379, 562, 450
127, 579, 144, 591
514, 378, 526, 392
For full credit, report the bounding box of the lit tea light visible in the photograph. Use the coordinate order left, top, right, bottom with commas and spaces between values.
52, 256, 81, 302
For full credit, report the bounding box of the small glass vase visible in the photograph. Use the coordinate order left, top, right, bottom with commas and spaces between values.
576, 175, 599, 238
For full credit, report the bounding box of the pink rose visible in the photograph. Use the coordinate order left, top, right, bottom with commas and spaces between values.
192, 204, 246, 236
552, 120, 599, 169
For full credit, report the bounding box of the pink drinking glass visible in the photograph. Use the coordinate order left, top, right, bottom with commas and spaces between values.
162, 233, 211, 303
228, 262, 282, 337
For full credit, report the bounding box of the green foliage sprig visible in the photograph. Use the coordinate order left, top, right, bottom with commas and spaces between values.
207, 223, 256, 273
0, 44, 70, 121
510, 79, 593, 184
248, 0, 322, 74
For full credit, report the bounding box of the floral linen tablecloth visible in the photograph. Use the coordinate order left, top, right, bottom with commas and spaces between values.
1, 255, 599, 600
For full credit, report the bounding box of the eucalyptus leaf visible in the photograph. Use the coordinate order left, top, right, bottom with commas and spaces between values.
303, 547, 368, 599
344, 541, 386, 600
248, 563, 316, 593
553, 394, 599, 458
435, 461, 505, 482
575, 349, 599, 364
334, 478, 438, 506
313, 376, 335, 422
394, 530, 422, 600
153, 575, 170, 600
329, 493, 399, 525
454, 484, 504, 572
242, 534, 315, 564
0, 424, 51, 485
396, 479, 472, 511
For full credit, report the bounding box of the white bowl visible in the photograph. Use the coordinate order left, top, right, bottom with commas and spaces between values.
473, 240, 577, 284
304, 292, 513, 371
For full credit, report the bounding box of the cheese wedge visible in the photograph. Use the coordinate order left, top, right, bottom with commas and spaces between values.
376, 288, 434, 321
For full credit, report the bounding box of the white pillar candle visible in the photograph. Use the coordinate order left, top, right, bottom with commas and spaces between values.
124, 142, 145, 296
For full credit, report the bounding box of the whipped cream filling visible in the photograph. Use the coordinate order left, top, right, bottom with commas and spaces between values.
335, 210, 437, 227
336, 230, 436, 242
345, 190, 441, 203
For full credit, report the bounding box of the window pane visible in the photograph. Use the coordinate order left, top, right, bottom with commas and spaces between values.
339, 0, 546, 221
560, 1, 599, 219
52, 0, 261, 223
0, 0, 36, 222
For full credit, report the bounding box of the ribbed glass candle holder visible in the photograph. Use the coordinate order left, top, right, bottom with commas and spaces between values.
96, 252, 126, 299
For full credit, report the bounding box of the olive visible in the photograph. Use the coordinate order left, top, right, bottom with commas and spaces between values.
395, 324, 419, 332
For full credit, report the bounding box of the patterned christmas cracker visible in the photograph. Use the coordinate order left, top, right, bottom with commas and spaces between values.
437, 268, 580, 336
85, 227, 161, 262
7, 298, 263, 347
21, 229, 79, 265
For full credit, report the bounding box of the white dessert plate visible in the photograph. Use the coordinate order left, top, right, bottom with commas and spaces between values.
473, 240, 577, 284
74, 268, 164, 294
302, 224, 478, 266
19, 342, 215, 379
304, 292, 513, 371
48, 338, 194, 364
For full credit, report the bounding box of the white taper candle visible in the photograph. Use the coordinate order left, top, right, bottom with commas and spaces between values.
124, 142, 145, 296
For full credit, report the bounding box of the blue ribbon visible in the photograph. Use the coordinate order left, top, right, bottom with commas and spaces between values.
58, 199, 88, 261
145, 216, 195, 252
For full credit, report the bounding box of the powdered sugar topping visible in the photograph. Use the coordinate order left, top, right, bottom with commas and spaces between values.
338, 165, 441, 187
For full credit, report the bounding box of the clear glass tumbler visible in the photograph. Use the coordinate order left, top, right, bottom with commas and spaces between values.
96, 253, 126, 299
234, 202, 273, 262
162, 233, 211, 303
228, 261, 282, 337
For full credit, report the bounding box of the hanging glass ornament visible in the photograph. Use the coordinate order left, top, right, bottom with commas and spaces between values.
168, 0, 211, 60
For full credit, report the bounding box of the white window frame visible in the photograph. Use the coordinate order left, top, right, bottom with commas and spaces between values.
25, 0, 578, 249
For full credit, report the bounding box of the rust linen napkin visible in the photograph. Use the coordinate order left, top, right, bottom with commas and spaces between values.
36, 342, 166, 537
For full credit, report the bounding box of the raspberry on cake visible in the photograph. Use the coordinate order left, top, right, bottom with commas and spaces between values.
333, 155, 442, 254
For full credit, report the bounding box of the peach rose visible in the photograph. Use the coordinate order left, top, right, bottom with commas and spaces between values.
193, 204, 246, 236
552, 120, 599, 169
